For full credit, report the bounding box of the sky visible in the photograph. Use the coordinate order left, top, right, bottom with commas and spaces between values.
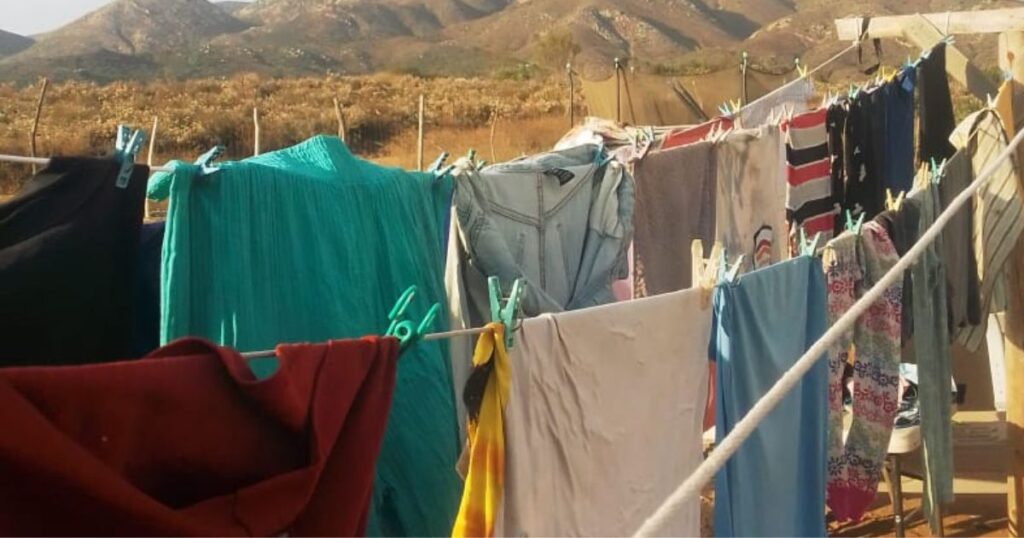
0, 0, 251, 36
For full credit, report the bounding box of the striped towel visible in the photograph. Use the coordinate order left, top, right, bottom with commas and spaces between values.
783, 108, 836, 246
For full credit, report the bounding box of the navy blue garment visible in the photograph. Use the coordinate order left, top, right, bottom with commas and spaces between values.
844, 90, 887, 220
884, 68, 917, 193
131, 221, 165, 358
712, 256, 829, 537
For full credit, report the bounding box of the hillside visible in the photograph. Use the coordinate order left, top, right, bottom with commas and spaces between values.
0, 0, 1017, 81
0, 30, 33, 58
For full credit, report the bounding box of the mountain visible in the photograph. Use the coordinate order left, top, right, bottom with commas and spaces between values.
0, 0, 1014, 81
0, 30, 33, 57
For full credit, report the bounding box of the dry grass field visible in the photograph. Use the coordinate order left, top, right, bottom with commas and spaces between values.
0, 74, 577, 194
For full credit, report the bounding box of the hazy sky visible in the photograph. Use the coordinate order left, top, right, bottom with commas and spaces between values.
0, 0, 251, 36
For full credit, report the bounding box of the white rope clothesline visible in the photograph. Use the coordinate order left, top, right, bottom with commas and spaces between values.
0, 153, 172, 173
634, 125, 1024, 537
238, 325, 495, 360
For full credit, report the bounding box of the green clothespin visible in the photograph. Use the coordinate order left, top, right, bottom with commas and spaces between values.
195, 145, 225, 175
488, 276, 526, 350
428, 152, 449, 173
386, 286, 441, 350
799, 227, 822, 257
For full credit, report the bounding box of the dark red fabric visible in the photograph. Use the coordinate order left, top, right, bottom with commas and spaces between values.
0, 337, 399, 537
661, 117, 735, 149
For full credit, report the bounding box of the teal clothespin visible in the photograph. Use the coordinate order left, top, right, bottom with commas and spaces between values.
195, 145, 225, 175
845, 210, 866, 235
114, 125, 146, 189
799, 227, 822, 257
428, 152, 449, 173
488, 276, 526, 350
386, 286, 441, 350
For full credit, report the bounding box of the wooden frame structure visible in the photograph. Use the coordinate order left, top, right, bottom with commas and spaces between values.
835, 8, 1024, 537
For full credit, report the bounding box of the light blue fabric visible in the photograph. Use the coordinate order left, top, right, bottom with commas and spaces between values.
713, 256, 829, 537
148, 136, 461, 537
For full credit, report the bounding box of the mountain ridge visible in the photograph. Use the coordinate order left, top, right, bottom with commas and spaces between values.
0, 0, 1014, 82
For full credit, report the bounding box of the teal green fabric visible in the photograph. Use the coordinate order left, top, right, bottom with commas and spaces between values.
148, 136, 461, 536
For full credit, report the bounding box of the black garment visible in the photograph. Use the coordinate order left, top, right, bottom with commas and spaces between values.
844, 90, 886, 220
875, 200, 921, 343
130, 221, 165, 358
827, 103, 848, 236
918, 43, 957, 164
939, 151, 983, 330
0, 157, 148, 366
884, 69, 917, 193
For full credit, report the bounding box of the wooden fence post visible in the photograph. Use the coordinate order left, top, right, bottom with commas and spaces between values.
253, 107, 261, 156
567, 63, 575, 128
417, 94, 425, 171
333, 98, 347, 142
145, 116, 158, 220
29, 78, 49, 175
614, 58, 622, 123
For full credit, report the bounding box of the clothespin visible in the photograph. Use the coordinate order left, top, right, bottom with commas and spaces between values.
931, 158, 948, 185
114, 125, 146, 189
799, 227, 822, 257
194, 145, 225, 175
725, 255, 745, 283
849, 84, 860, 99
488, 276, 525, 349
845, 210, 866, 235
692, 240, 722, 309
795, 58, 809, 79
386, 286, 441, 350
987, 93, 998, 109
427, 151, 449, 173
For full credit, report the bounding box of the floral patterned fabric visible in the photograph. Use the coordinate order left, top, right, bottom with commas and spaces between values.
823, 222, 903, 522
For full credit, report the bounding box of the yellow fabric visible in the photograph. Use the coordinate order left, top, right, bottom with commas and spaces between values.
452, 323, 510, 538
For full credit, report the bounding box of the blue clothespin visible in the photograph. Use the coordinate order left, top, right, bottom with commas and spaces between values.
195, 146, 225, 175
386, 286, 441, 350
799, 227, 822, 257
488, 276, 525, 350
427, 152, 449, 173
114, 125, 146, 189
725, 255, 745, 283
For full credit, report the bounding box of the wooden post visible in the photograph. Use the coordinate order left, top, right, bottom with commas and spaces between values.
567, 63, 575, 128
333, 97, 347, 142
489, 106, 499, 163
29, 78, 49, 175
253, 107, 261, 156
417, 94, 425, 171
145, 116, 158, 221
614, 58, 622, 123
1001, 30, 1024, 538
740, 51, 749, 107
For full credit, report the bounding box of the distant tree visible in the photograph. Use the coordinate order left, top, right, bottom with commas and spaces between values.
533, 30, 581, 71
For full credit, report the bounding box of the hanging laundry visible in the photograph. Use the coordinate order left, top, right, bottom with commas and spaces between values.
713, 256, 828, 538
715, 124, 788, 270
0, 157, 148, 366
555, 117, 653, 164
739, 77, 816, 129
918, 42, 958, 164
844, 88, 887, 220
783, 107, 837, 244
908, 182, 956, 529
951, 106, 1024, 352
632, 140, 717, 297
0, 336, 398, 536
446, 143, 634, 431
939, 152, 984, 330
131, 221, 165, 358
824, 223, 903, 522
883, 67, 917, 193
828, 102, 849, 235
147, 136, 461, 537
661, 116, 735, 150
874, 200, 919, 343
492, 288, 709, 537
452, 323, 508, 538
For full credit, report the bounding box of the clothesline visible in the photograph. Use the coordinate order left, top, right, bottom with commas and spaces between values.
238, 325, 496, 360
0, 153, 173, 173
634, 121, 1024, 537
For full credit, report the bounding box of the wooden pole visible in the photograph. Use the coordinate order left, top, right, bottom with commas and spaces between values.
1001, 30, 1024, 538
614, 58, 622, 123
740, 51, 749, 107
145, 116, 158, 221
253, 107, 261, 156
29, 78, 49, 175
567, 63, 575, 128
333, 97, 347, 142
489, 106, 499, 163
417, 94, 425, 171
